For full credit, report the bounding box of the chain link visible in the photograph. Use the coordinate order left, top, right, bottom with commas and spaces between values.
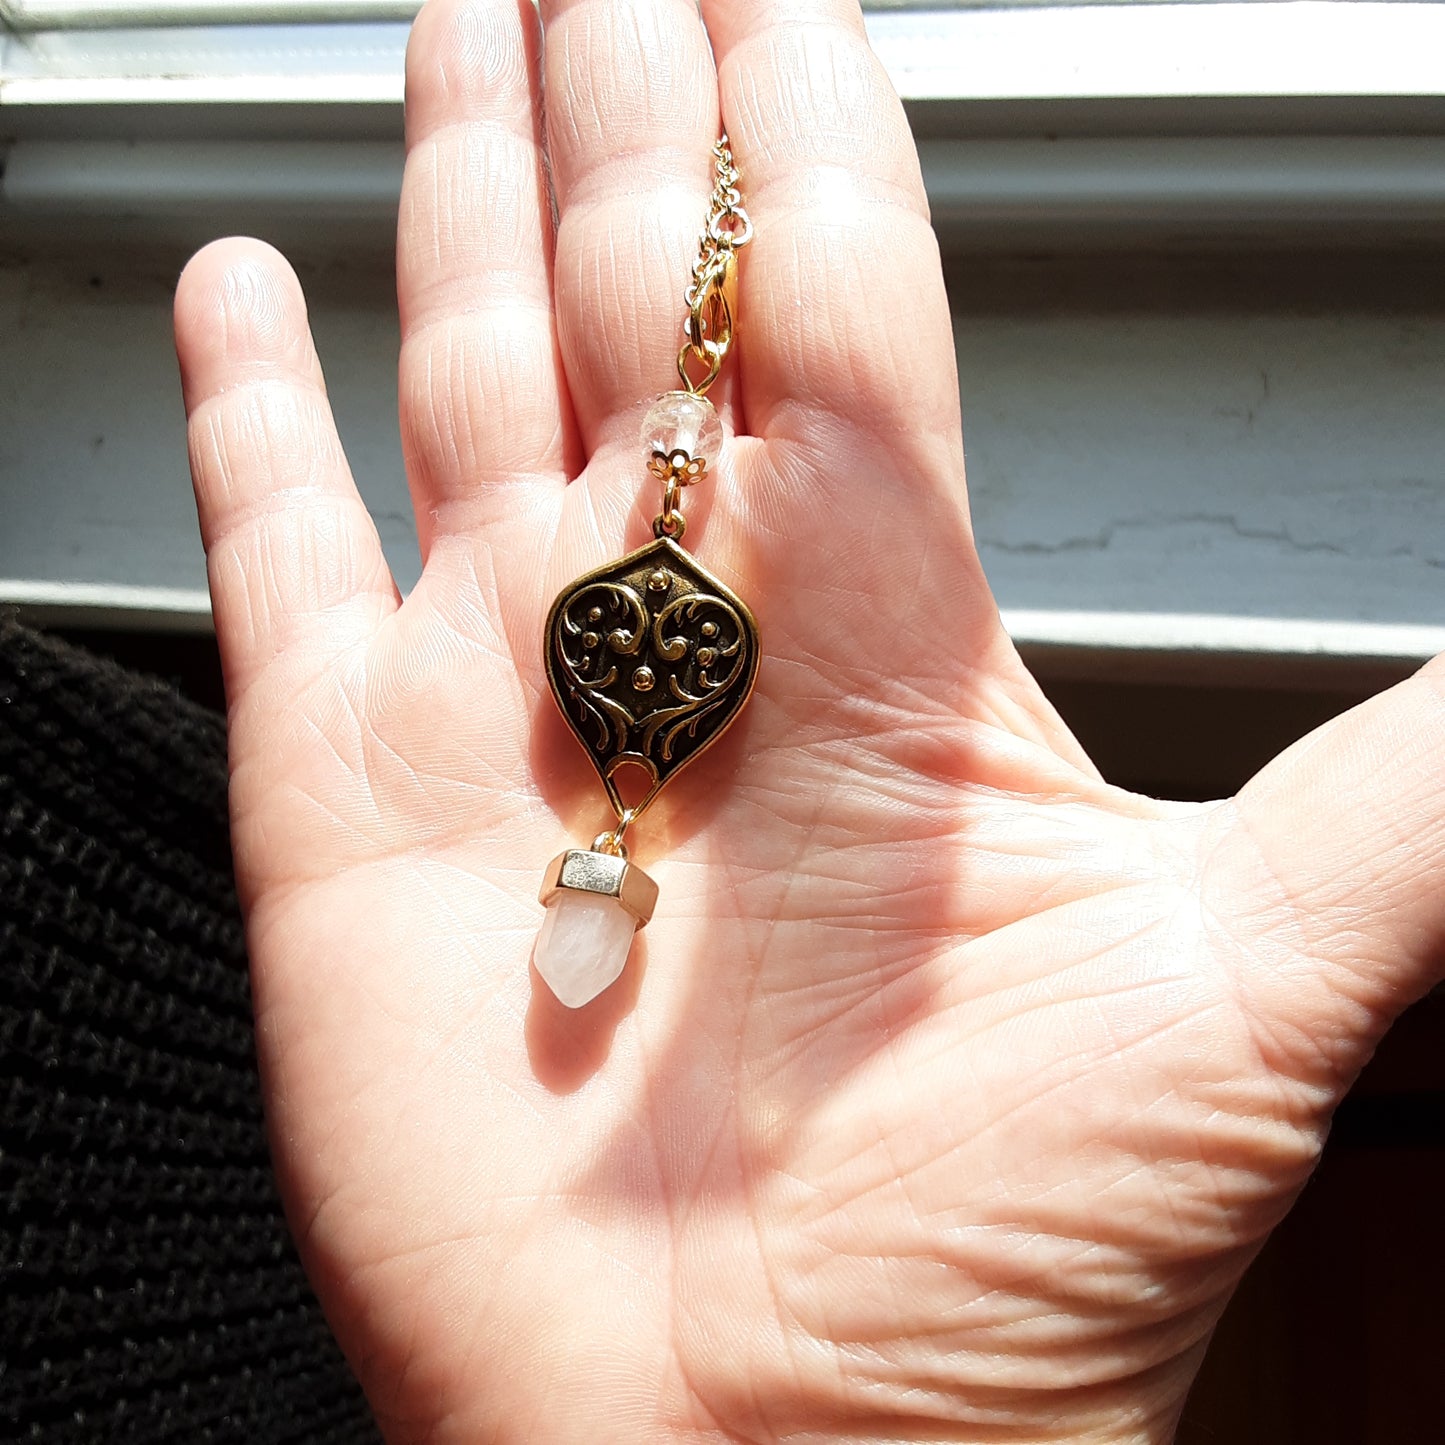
686, 135, 753, 309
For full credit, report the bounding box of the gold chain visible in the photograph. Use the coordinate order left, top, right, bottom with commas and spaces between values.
678, 134, 752, 397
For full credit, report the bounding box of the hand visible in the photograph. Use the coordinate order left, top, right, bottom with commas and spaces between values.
173, 1, 1445, 1440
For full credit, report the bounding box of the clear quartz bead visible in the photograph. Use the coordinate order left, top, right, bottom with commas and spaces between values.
642, 390, 722, 466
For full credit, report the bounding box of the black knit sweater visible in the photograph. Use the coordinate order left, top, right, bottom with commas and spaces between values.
0, 616, 379, 1444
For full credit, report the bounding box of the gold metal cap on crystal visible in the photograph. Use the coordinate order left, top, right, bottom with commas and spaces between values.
539, 849, 660, 928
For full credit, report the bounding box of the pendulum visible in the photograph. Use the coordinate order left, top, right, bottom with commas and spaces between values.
534, 141, 757, 1007
533, 137, 758, 1008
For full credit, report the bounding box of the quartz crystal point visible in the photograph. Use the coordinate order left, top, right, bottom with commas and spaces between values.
534, 848, 659, 1008
533, 891, 639, 1009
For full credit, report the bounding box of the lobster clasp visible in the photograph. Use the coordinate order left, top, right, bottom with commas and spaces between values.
682, 247, 738, 393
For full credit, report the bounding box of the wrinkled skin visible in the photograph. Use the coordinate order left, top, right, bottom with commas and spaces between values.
173, 1, 1445, 1440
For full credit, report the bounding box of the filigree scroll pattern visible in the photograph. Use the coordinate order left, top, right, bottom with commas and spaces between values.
545, 538, 758, 815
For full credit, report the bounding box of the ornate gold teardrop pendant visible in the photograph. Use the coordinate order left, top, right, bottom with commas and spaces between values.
544, 536, 759, 822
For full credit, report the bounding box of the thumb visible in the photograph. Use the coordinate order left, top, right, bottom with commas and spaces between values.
1209, 654, 1445, 1085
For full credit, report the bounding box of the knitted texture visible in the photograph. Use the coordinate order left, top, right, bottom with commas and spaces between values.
0, 617, 379, 1445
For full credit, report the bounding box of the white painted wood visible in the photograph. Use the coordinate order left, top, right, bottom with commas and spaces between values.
0, 253, 417, 595
1, 250, 1441, 682
954, 298, 1445, 635
4, 138, 405, 213
1004, 612, 1445, 687
870, 4, 1445, 102
7, 578, 1439, 689
920, 137, 1445, 247
10, 137, 1445, 249
7, 5, 1445, 109
4, 3, 1442, 679
1, 1, 419, 23
0, 0, 1003, 22
0, 580, 213, 631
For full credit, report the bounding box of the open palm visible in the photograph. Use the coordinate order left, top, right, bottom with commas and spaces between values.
174, 1, 1445, 1440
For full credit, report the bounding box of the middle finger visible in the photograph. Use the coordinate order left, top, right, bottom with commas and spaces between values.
543, 0, 723, 461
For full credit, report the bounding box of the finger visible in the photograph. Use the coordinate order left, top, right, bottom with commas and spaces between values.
399, 0, 575, 558
700, 0, 1097, 772
541, 0, 721, 454
1213, 654, 1445, 1086
700, 0, 961, 445
176, 238, 398, 701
